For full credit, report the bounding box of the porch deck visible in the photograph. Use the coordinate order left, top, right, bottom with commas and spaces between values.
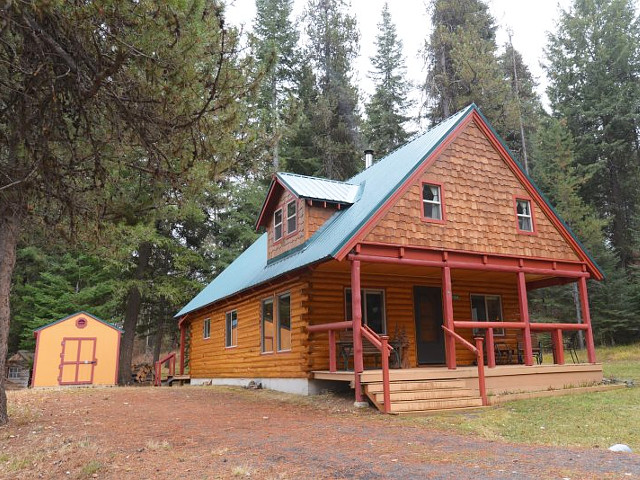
313, 362, 604, 396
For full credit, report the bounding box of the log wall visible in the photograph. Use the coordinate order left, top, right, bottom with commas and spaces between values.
307, 264, 521, 371
189, 275, 310, 379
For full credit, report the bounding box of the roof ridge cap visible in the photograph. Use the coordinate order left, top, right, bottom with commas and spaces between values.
277, 171, 358, 186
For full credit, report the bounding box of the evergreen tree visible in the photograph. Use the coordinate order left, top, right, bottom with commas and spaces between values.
498, 39, 542, 172
545, 0, 640, 269
252, 0, 300, 170
363, 2, 413, 157
422, 0, 509, 128
530, 116, 637, 344
0, 0, 261, 417
297, 0, 361, 180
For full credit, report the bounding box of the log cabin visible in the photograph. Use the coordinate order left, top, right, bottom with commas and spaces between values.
175, 104, 604, 413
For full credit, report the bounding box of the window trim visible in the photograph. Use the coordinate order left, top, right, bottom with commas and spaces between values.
273, 208, 284, 242
203, 317, 211, 340
470, 293, 505, 337
261, 297, 275, 354
276, 292, 292, 352
285, 200, 298, 236
225, 310, 238, 349
421, 182, 446, 224
8, 366, 20, 379
344, 287, 387, 335
514, 195, 536, 235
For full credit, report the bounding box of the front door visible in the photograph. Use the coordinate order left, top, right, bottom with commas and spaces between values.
414, 286, 445, 364
58, 338, 97, 385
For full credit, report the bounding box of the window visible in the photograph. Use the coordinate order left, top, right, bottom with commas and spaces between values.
277, 293, 291, 351
286, 201, 297, 234
274, 209, 283, 241
8, 366, 19, 379
345, 289, 386, 334
261, 298, 274, 353
516, 198, 534, 232
470, 295, 504, 336
422, 183, 443, 221
225, 310, 238, 347
203, 318, 211, 339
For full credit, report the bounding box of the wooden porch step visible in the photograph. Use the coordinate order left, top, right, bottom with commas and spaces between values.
388, 397, 483, 413
365, 379, 466, 393
372, 387, 476, 403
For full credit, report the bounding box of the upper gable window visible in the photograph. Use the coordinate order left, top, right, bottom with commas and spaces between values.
515, 198, 534, 233
286, 201, 297, 235
422, 183, 443, 222
274, 208, 283, 241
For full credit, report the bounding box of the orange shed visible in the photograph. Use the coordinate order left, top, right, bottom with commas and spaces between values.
31, 312, 122, 387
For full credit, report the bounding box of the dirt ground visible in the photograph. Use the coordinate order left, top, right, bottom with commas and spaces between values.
0, 386, 638, 480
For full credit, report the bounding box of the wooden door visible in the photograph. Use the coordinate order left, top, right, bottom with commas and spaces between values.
58, 338, 97, 385
413, 286, 445, 364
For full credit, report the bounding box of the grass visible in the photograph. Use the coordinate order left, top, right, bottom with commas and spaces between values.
405, 343, 640, 449
81, 460, 102, 476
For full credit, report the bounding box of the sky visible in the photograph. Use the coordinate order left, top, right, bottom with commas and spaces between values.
225, 0, 639, 124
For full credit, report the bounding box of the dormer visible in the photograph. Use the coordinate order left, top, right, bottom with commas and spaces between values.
256, 173, 360, 260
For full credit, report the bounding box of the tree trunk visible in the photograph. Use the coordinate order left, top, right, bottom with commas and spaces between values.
118, 242, 152, 385
0, 209, 21, 425
152, 312, 165, 365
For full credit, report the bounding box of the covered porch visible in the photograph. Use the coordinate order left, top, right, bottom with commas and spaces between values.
306, 243, 600, 413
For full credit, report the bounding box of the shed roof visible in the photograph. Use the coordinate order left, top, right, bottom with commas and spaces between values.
34, 311, 123, 335
177, 104, 603, 318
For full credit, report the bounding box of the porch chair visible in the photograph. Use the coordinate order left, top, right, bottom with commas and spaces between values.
516, 332, 543, 365
563, 331, 580, 364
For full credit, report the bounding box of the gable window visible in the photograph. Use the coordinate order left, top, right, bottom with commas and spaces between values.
203, 318, 211, 339
422, 183, 443, 221
286, 201, 297, 235
274, 209, 283, 241
516, 198, 534, 232
261, 298, 274, 353
277, 293, 291, 351
225, 310, 238, 348
345, 289, 386, 334
470, 294, 504, 336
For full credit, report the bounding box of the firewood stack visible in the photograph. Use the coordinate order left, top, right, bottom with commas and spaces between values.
132, 363, 153, 383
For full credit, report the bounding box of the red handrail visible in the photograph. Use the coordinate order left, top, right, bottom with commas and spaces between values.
307, 321, 353, 372
442, 326, 487, 406
154, 352, 176, 387
361, 324, 393, 414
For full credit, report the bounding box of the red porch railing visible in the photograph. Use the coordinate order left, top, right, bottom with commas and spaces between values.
453, 321, 591, 367
307, 321, 394, 414
154, 352, 176, 386
442, 326, 488, 406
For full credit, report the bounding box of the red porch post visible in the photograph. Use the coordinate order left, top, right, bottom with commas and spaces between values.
517, 271, 534, 366
578, 277, 597, 363
442, 266, 457, 369
179, 324, 186, 375
551, 329, 565, 365
351, 259, 365, 404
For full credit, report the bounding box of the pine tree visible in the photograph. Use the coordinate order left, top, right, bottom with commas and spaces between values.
545, 0, 640, 269
0, 0, 261, 418
252, 0, 300, 170
422, 0, 509, 128
297, 0, 361, 180
498, 39, 542, 172
362, 2, 413, 157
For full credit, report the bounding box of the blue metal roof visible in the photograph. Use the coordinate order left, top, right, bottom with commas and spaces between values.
176, 106, 472, 317
277, 172, 361, 204
176, 103, 603, 317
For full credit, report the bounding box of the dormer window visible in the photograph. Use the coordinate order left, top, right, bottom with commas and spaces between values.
274, 208, 283, 241
422, 183, 444, 222
286, 201, 297, 234
516, 198, 534, 232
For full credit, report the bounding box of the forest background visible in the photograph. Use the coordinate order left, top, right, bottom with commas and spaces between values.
2, 0, 639, 423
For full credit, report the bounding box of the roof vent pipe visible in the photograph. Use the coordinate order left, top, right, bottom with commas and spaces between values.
364, 149, 374, 169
